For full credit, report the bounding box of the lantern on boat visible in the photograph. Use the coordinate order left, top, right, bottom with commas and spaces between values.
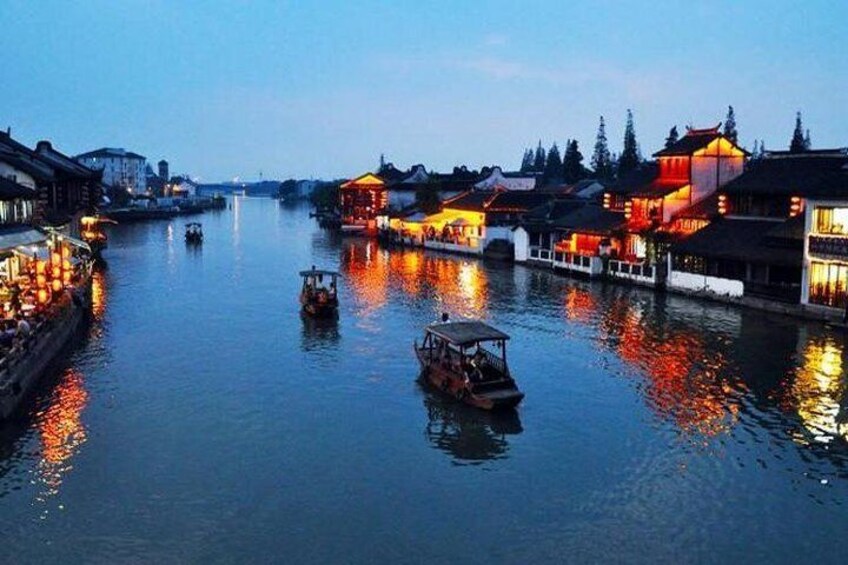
51, 252, 61, 266
62, 271, 71, 285
51, 266, 61, 279
36, 274, 46, 288
36, 261, 46, 275
61, 246, 70, 260
62, 259, 71, 271
37, 289, 49, 304
51, 279, 62, 292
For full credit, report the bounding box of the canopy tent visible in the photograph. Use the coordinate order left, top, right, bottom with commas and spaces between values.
425, 321, 510, 346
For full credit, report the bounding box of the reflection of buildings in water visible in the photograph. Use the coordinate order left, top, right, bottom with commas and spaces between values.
35, 368, 88, 502
422, 387, 522, 464
340, 241, 489, 319
90, 267, 107, 321
300, 314, 341, 351
789, 333, 847, 444
566, 283, 743, 437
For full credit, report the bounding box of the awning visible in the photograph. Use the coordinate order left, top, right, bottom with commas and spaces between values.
449, 218, 472, 227
0, 227, 48, 253
60, 235, 92, 253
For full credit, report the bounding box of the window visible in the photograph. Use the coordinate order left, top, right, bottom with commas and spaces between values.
809, 261, 848, 309
814, 207, 848, 235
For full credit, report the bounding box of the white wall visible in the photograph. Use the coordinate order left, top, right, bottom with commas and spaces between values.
690, 153, 744, 204
513, 227, 529, 262
668, 270, 744, 297
475, 167, 535, 191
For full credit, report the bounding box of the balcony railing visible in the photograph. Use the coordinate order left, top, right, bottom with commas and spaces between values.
608, 259, 654, 280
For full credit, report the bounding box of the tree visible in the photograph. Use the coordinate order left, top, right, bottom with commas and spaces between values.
790, 111, 806, 153
664, 126, 679, 149
591, 116, 613, 180
562, 139, 585, 183
724, 106, 738, 143
520, 148, 534, 172
804, 129, 812, 151
533, 141, 546, 173
618, 109, 640, 177
542, 142, 562, 185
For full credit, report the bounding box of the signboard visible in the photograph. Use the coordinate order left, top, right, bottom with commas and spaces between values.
809, 235, 848, 259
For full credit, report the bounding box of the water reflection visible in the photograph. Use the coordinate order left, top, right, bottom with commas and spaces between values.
300, 313, 340, 352
34, 368, 88, 503
591, 290, 744, 437
340, 241, 489, 319
421, 383, 522, 465
789, 334, 848, 445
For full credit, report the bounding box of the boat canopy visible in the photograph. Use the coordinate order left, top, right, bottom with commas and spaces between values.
299, 269, 340, 277
426, 321, 510, 346
0, 227, 47, 253
186, 222, 202, 227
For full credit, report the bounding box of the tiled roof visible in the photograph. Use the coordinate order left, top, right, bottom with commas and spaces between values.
442, 191, 493, 212
486, 191, 552, 212
0, 176, 35, 200
553, 205, 627, 235
721, 151, 848, 198
653, 126, 722, 157
671, 217, 802, 267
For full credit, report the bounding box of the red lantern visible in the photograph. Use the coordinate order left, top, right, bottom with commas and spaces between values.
37, 289, 49, 304
61, 246, 71, 260
52, 266, 61, 279
36, 261, 46, 275
51, 252, 61, 266
62, 259, 71, 271
62, 271, 71, 284
51, 279, 62, 292
36, 274, 46, 287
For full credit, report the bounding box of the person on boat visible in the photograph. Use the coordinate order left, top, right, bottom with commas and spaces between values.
0, 320, 15, 348
15, 314, 31, 337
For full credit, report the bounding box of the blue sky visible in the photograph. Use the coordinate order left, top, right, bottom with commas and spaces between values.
1, 0, 846, 181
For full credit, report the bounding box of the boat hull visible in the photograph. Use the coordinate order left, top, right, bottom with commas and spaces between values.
415, 346, 524, 411
300, 293, 339, 318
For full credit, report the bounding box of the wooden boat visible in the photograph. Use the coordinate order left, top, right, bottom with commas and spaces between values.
299, 268, 339, 318
185, 222, 203, 244
415, 320, 524, 410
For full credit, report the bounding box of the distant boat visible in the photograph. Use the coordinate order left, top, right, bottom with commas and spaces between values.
299, 267, 339, 318
185, 222, 203, 244
414, 319, 524, 410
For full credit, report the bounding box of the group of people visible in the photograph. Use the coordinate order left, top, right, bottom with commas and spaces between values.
0, 314, 34, 352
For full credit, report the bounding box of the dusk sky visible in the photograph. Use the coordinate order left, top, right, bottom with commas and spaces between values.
2, 0, 846, 182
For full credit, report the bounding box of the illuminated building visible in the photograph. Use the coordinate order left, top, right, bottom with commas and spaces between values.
670, 149, 848, 305
417, 190, 551, 256
802, 195, 848, 316
339, 173, 388, 234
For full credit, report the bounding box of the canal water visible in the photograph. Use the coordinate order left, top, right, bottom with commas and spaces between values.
1, 198, 847, 563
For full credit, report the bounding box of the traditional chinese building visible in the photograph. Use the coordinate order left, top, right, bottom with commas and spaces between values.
339, 173, 388, 234
669, 149, 848, 306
